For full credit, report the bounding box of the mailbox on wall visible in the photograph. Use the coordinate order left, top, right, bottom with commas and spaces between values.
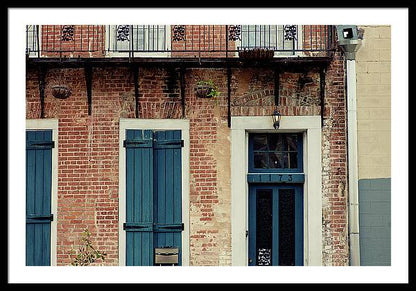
154, 247, 179, 265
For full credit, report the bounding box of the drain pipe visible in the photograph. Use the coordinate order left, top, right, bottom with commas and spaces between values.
336, 26, 363, 266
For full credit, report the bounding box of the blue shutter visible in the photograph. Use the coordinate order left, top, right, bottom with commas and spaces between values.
124, 130, 183, 266
26, 130, 54, 266
153, 130, 182, 265
124, 130, 154, 266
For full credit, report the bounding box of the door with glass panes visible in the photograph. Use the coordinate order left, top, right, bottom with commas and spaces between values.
248, 133, 304, 266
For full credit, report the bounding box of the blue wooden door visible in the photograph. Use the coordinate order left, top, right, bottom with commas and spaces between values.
124, 130, 183, 266
26, 130, 54, 266
248, 184, 303, 266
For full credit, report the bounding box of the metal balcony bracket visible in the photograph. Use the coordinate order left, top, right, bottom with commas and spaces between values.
274, 68, 280, 106
38, 65, 47, 118
132, 64, 140, 118
84, 63, 93, 115
180, 66, 186, 118
227, 66, 232, 128
320, 66, 326, 127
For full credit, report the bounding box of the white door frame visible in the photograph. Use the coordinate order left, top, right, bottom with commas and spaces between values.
118, 118, 190, 266
230, 115, 322, 266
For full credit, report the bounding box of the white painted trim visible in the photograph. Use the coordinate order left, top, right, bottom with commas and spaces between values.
118, 118, 190, 266
230, 115, 322, 266
346, 59, 361, 266
26, 119, 59, 266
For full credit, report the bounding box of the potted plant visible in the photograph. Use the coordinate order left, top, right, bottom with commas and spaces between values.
238, 48, 274, 59
195, 80, 220, 98
51, 85, 71, 99
70, 228, 107, 266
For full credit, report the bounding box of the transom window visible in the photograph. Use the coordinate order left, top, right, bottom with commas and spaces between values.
249, 133, 303, 172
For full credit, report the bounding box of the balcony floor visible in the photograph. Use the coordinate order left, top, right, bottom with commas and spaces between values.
26, 56, 333, 69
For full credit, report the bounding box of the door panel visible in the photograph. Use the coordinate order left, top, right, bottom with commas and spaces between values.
254, 189, 274, 266
278, 188, 296, 266
249, 184, 303, 266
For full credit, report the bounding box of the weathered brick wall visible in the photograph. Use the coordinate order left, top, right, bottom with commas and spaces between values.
185, 69, 230, 265
26, 66, 132, 265
302, 25, 334, 57
231, 68, 321, 117
26, 45, 348, 267
321, 49, 349, 266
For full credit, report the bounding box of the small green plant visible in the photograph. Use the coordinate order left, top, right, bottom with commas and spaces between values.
70, 228, 107, 266
196, 80, 220, 98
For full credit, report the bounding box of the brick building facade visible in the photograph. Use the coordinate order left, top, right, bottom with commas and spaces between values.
25, 24, 350, 266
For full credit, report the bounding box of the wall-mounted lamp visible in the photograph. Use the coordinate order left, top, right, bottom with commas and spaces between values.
271, 109, 281, 129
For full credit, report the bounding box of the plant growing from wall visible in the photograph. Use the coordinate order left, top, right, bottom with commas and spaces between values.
195, 80, 220, 99
70, 228, 107, 266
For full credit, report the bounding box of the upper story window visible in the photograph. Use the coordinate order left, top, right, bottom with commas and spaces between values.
26, 25, 39, 57
249, 133, 303, 173
238, 25, 300, 55
108, 25, 170, 56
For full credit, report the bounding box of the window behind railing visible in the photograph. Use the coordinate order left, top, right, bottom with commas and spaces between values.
26, 25, 39, 57
108, 25, 169, 54
237, 25, 299, 56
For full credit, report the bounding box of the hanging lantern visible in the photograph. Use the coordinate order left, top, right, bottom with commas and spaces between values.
271, 109, 281, 129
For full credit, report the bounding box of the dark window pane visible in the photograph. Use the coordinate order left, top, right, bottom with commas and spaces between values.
250, 133, 301, 171
256, 190, 273, 266
288, 152, 298, 169
253, 134, 268, 151
279, 189, 295, 266
254, 152, 268, 168
267, 134, 277, 151
268, 134, 286, 151
286, 135, 298, 152
269, 152, 288, 168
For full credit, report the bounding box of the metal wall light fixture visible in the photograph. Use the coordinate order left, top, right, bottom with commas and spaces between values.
271, 109, 281, 129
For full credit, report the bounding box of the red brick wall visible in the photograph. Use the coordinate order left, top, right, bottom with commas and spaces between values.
26, 66, 134, 265
171, 25, 236, 58
321, 49, 349, 266
40, 25, 105, 58
302, 25, 333, 56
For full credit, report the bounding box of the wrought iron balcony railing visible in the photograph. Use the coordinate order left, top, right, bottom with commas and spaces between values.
26, 25, 335, 59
